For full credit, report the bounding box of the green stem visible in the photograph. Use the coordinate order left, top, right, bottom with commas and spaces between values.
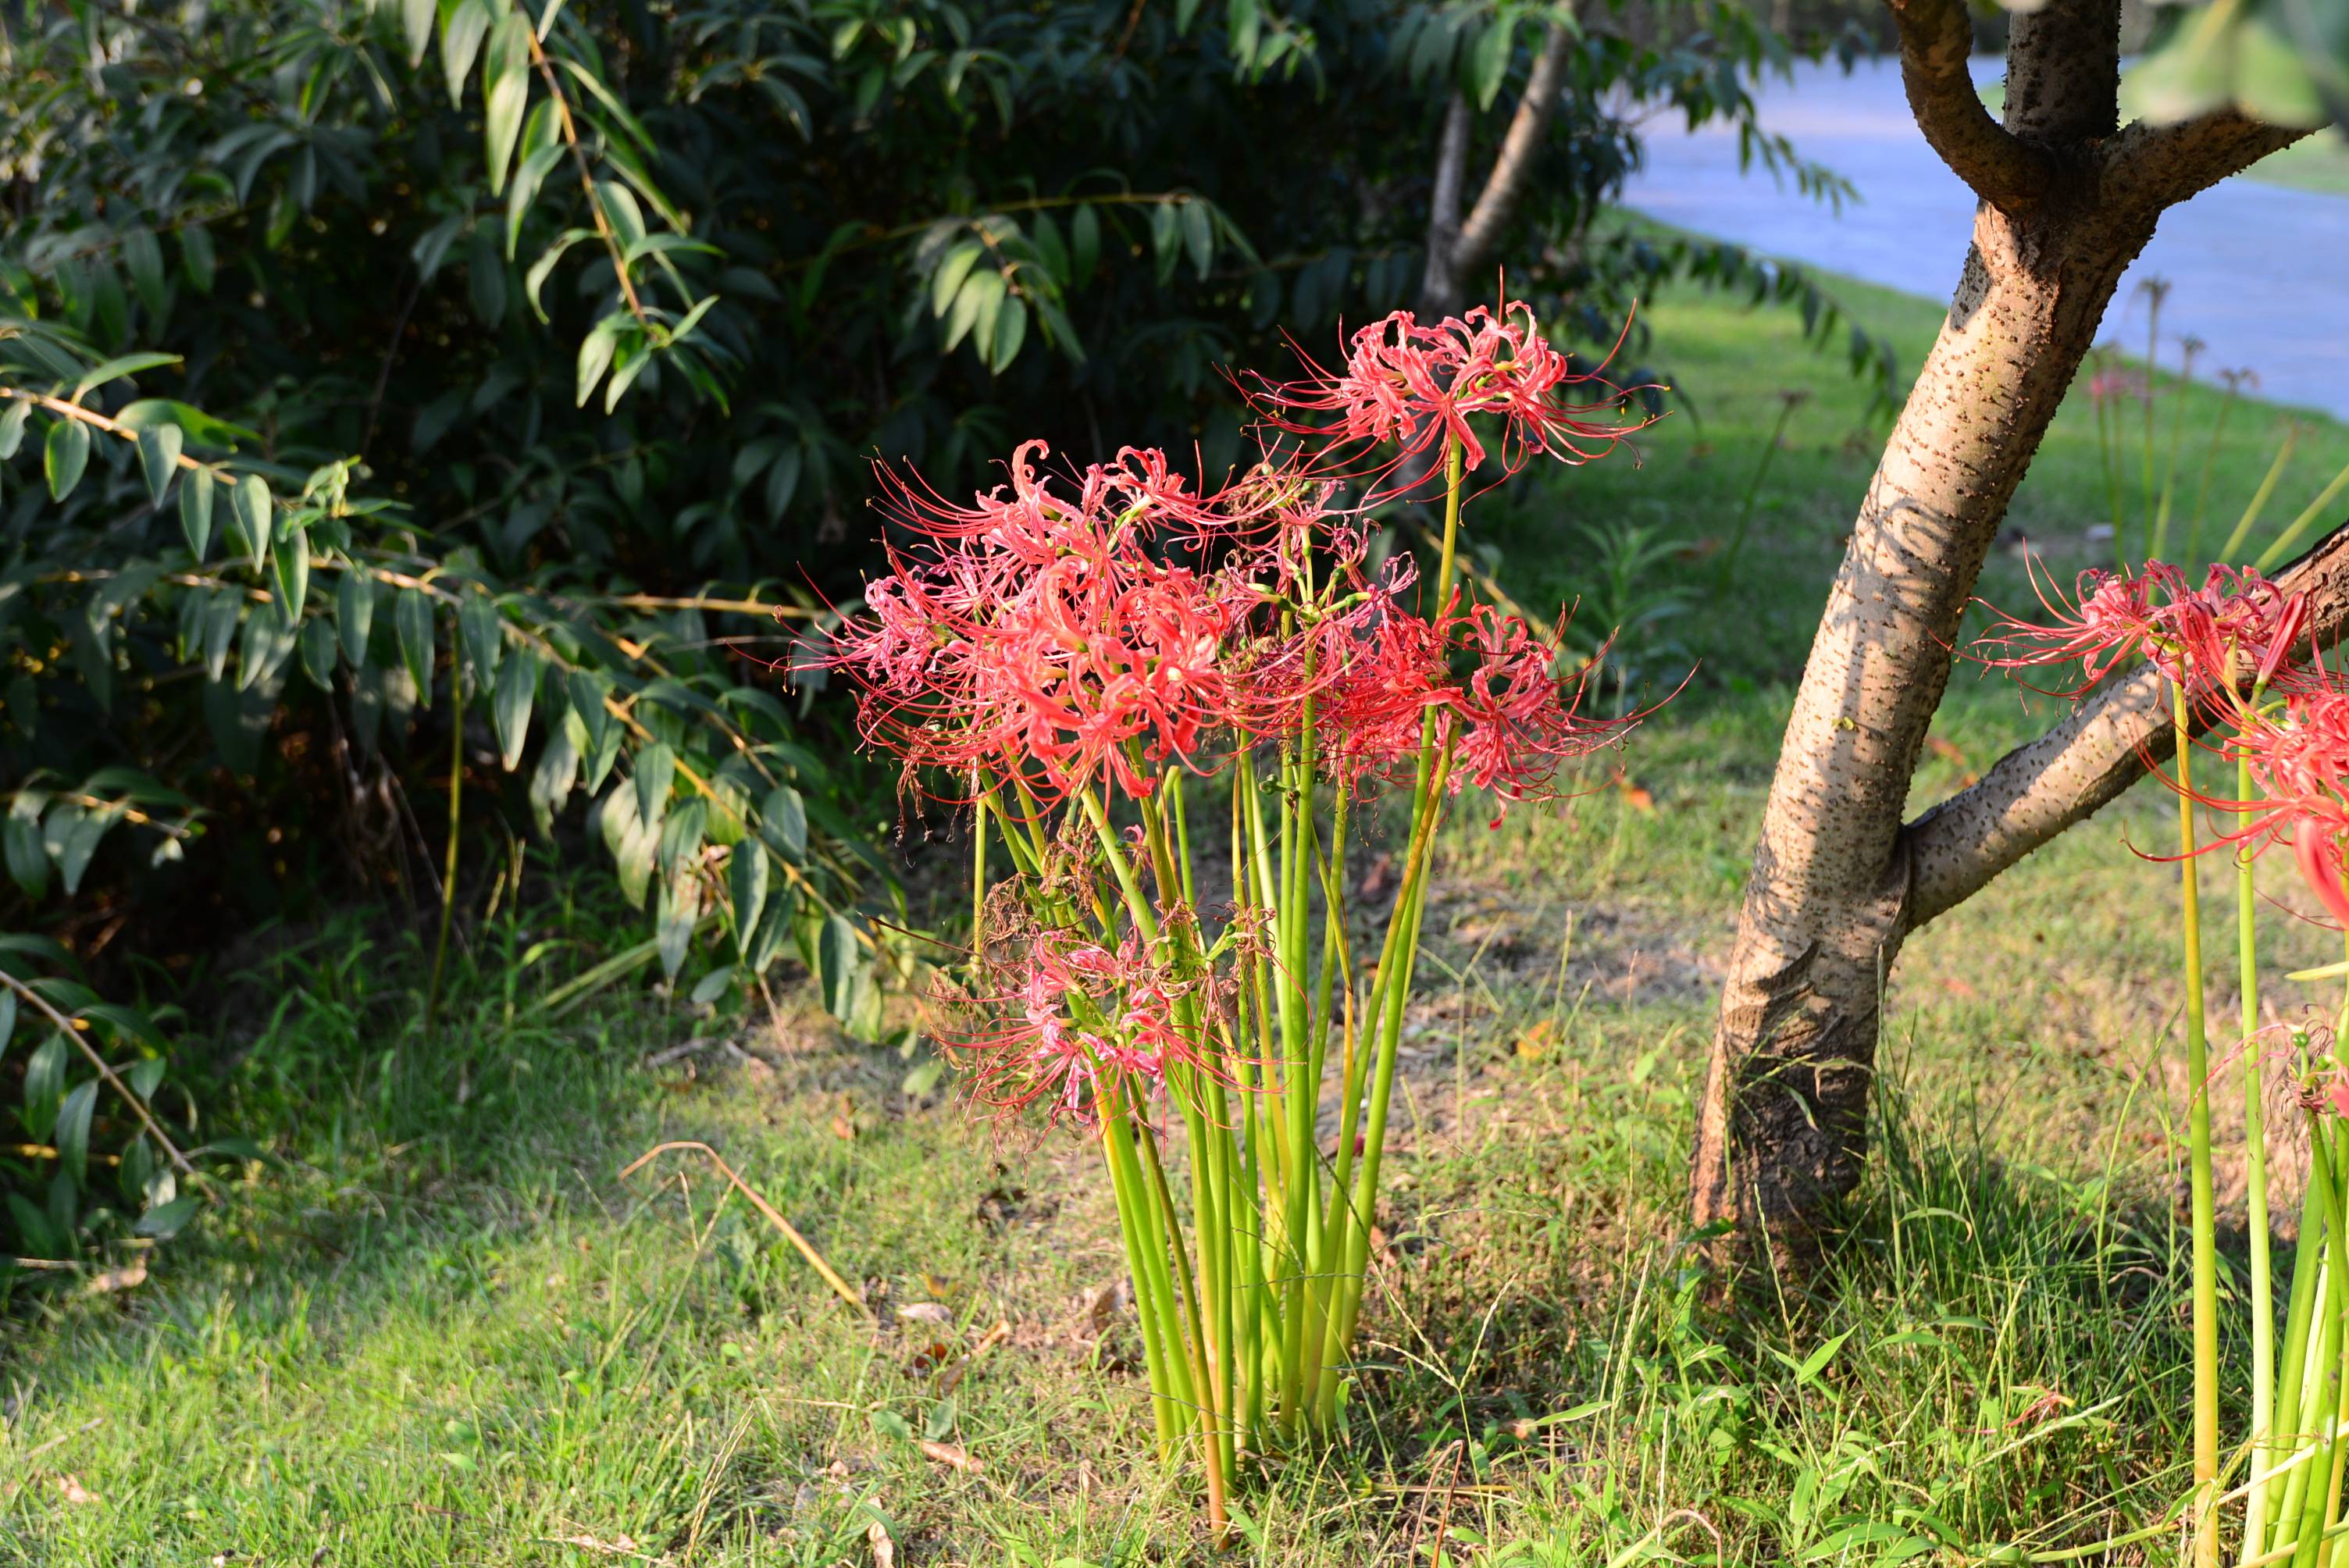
424, 634, 464, 1032
1100, 1096, 1181, 1453
2186, 380, 2240, 567
2177, 681, 2219, 1568
2247, 744, 2279, 1563
969, 772, 989, 975
2152, 344, 2194, 561
1714, 394, 1800, 592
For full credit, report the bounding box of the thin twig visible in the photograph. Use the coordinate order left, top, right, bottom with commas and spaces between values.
0, 968, 194, 1175
619, 1141, 869, 1316
526, 30, 649, 327
424, 620, 464, 1032
359, 270, 427, 458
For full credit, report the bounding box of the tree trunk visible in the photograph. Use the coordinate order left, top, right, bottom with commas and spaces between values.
1691, 0, 2308, 1256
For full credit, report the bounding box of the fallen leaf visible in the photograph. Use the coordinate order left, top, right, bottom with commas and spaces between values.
936, 1319, 1011, 1395
830, 1114, 857, 1142
1941, 974, 1980, 1001
1514, 1018, 1557, 1060
918, 1439, 982, 1473
896, 1302, 952, 1324
85, 1258, 148, 1294
1356, 852, 1394, 900
1083, 1280, 1124, 1334
868, 1517, 895, 1568
1927, 734, 1967, 764
57, 1474, 98, 1505
1617, 779, 1656, 814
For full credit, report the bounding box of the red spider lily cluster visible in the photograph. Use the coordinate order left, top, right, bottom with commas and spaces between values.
1975, 561, 2306, 697
814, 295, 1656, 1131
825, 431, 1645, 818
1973, 556, 2349, 947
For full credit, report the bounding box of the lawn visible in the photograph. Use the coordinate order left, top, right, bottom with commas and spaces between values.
6, 254, 2349, 1566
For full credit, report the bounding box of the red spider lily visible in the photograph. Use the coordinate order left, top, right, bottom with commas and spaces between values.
2204, 690, 2349, 926
2163, 564, 2310, 700
950, 930, 1238, 1128
1971, 558, 2309, 700
1244, 295, 1649, 497
1443, 605, 1644, 818
823, 441, 1251, 803
1972, 563, 2162, 694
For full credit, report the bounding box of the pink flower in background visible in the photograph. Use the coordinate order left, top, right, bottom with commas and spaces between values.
2087, 367, 2148, 407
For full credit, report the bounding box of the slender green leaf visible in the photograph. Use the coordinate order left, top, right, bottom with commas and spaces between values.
136, 422, 184, 502
818, 913, 868, 1025
299, 616, 339, 689
989, 296, 1028, 373
55, 1079, 98, 1184
930, 240, 986, 317
483, 12, 533, 194
759, 783, 807, 863
1179, 198, 1213, 280
4, 811, 46, 900
135, 1195, 202, 1239
635, 743, 675, 829
731, 843, 769, 959
272, 522, 310, 620
576, 315, 624, 406
45, 419, 90, 501
439, 0, 493, 106
395, 587, 436, 702
180, 471, 216, 561
493, 650, 540, 770
337, 570, 376, 666
73, 351, 182, 401
459, 593, 504, 683
232, 474, 273, 572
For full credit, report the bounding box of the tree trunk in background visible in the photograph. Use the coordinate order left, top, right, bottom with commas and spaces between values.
1690, 0, 2307, 1258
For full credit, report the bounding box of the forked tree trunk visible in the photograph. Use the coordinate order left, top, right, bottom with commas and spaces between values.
1690, 0, 2309, 1256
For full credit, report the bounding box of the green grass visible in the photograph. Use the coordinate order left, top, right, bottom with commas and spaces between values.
9, 257, 2349, 1563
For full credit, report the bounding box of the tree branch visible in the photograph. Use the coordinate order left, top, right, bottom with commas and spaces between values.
1902, 518, 2349, 929
1450, 21, 1574, 283
2103, 107, 2314, 220
1884, 0, 2046, 213
1420, 92, 1474, 315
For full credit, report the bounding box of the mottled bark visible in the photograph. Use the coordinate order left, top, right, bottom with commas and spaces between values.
1691, 0, 2310, 1258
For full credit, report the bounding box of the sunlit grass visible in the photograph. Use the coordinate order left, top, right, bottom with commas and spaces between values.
9, 256, 2347, 1563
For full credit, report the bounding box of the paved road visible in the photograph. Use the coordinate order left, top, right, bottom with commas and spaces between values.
1620, 56, 2349, 419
